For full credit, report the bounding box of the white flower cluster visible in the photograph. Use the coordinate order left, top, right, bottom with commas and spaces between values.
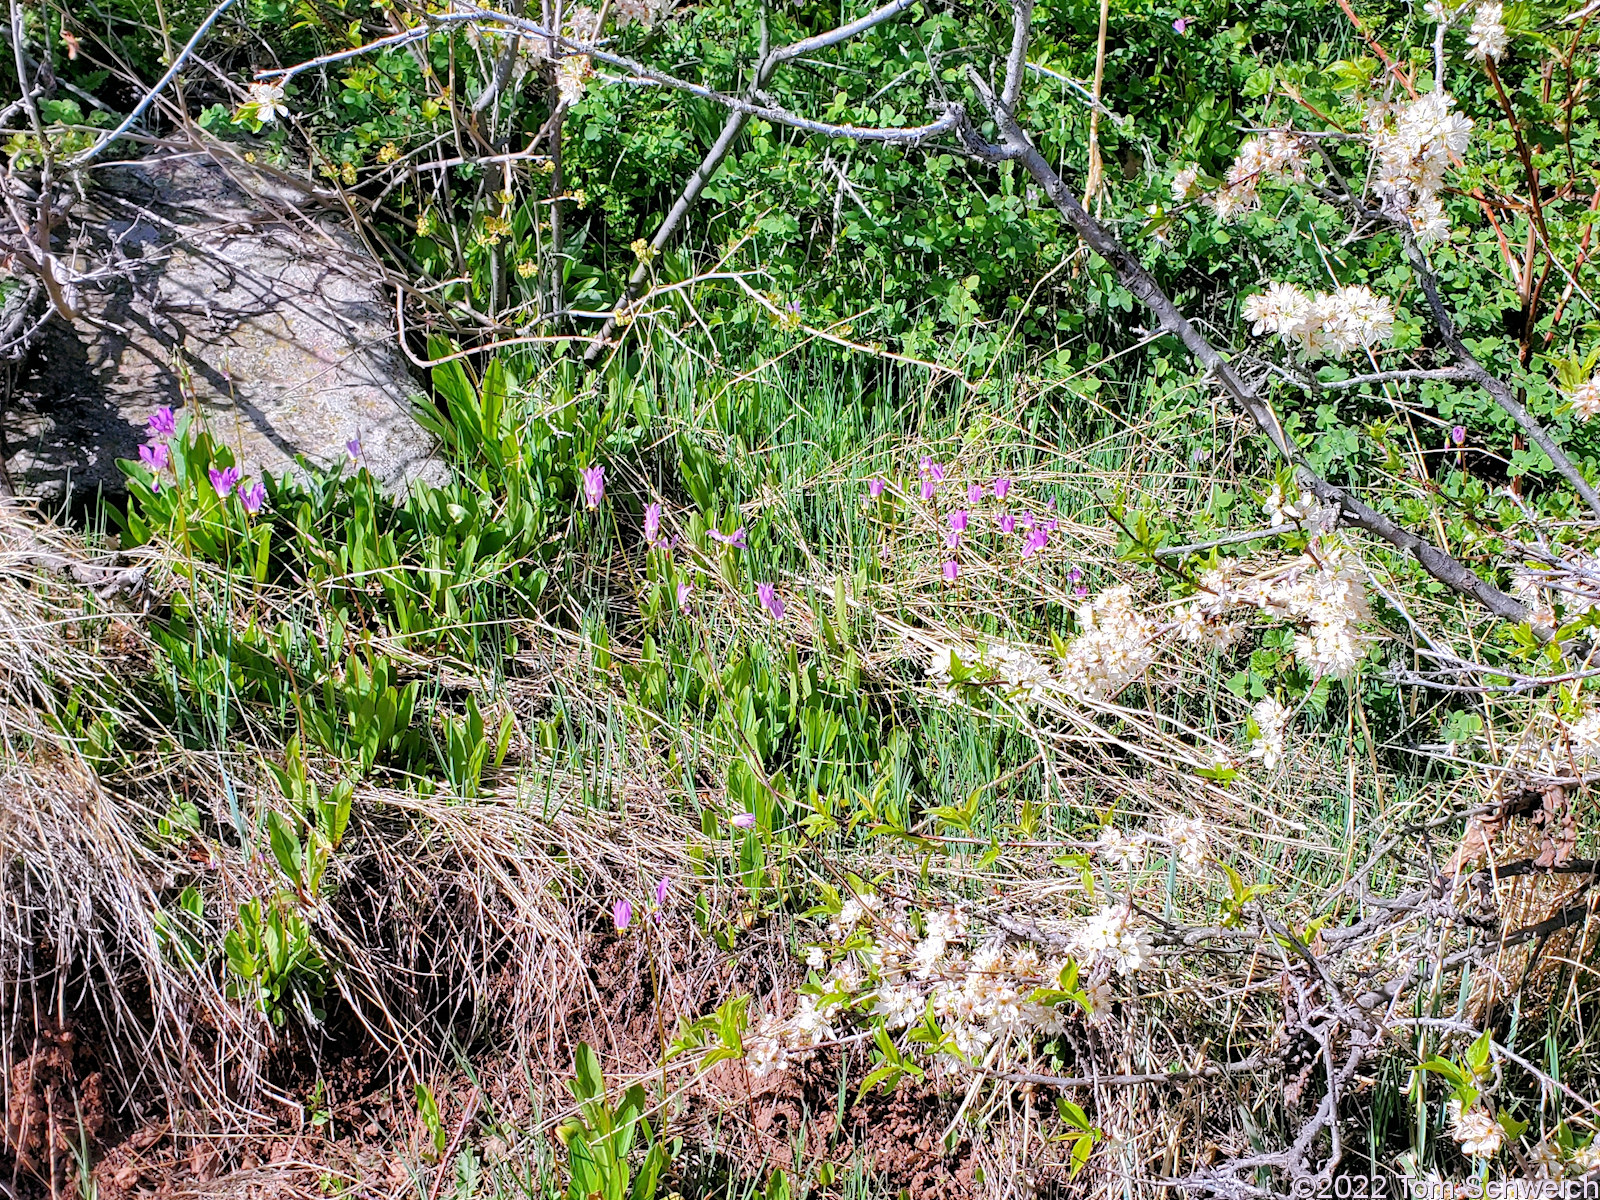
1262, 482, 1339, 532
1073, 904, 1153, 975
1171, 165, 1202, 203
1447, 1099, 1504, 1158
1565, 375, 1600, 421
1249, 697, 1290, 769
1059, 585, 1161, 699
1179, 545, 1371, 681
1095, 825, 1146, 872
984, 640, 1054, 703
1367, 91, 1473, 242
1095, 817, 1209, 875
1242, 282, 1396, 359
555, 55, 592, 105
744, 896, 1123, 1081
1204, 131, 1310, 221
1164, 816, 1210, 872
1465, 2, 1508, 63
1277, 552, 1373, 677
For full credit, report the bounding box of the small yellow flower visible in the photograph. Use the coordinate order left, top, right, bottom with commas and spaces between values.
415, 210, 435, 238
476, 214, 512, 246
515, 259, 538, 278
630, 238, 658, 264
340, 160, 356, 185
376, 142, 399, 164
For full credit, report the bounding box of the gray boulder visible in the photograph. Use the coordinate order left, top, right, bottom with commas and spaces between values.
2, 152, 445, 509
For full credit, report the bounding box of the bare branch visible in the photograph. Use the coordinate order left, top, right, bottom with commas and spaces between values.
67, 0, 247, 167
999, 0, 1033, 112
1314, 367, 1472, 390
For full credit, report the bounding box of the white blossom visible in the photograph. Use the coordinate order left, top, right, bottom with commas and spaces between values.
1171, 165, 1202, 202
1528, 1139, 1565, 1180
1096, 825, 1146, 872
986, 640, 1053, 703
555, 55, 591, 105
871, 984, 924, 1029
243, 81, 288, 123
745, 1033, 788, 1078
1465, 2, 1508, 62
1566, 376, 1600, 421
1448, 1100, 1504, 1158
1250, 697, 1290, 769
1368, 91, 1473, 238
1059, 585, 1160, 699
1163, 816, 1210, 873
1244, 283, 1316, 346
1074, 904, 1153, 975
1205, 131, 1309, 221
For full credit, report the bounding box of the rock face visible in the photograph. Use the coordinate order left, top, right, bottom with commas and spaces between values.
2, 153, 444, 508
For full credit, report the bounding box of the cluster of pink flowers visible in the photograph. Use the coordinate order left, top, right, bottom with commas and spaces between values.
139, 406, 267, 514
868, 462, 1063, 584
138, 407, 177, 494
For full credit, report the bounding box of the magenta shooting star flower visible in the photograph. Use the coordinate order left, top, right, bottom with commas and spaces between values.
209, 465, 241, 499
346, 438, 363, 462
993, 477, 1011, 500
998, 513, 1016, 534
945, 530, 961, 550
943, 560, 959, 583
1022, 528, 1048, 558
580, 465, 606, 509
920, 480, 937, 501
1068, 567, 1083, 584
613, 899, 632, 931
1451, 425, 1466, 446
708, 526, 748, 549
644, 502, 661, 545
929, 463, 946, 483
1019, 511, 1035, 530
966, 483, 983, 505
655, 877, 671, 906
918, 455, 934, 475
139, 442, 169, 472
147, 406, 176, 440
757, 582, 785, 621
731, 812, 757, 829
1173, 16, 1190, 33
950, 510, 969, 533
676, 581, 693, 611
867, 477, 888, 499
239, 482, 266, 514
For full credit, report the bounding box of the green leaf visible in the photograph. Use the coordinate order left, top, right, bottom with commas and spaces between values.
571, 1041, 605, 1105
267, 811, 304, 888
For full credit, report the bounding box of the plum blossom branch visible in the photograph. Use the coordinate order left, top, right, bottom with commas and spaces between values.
957, 94, 1529, 621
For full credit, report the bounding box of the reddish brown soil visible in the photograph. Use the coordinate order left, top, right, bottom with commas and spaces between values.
9, 921, 979, 1199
